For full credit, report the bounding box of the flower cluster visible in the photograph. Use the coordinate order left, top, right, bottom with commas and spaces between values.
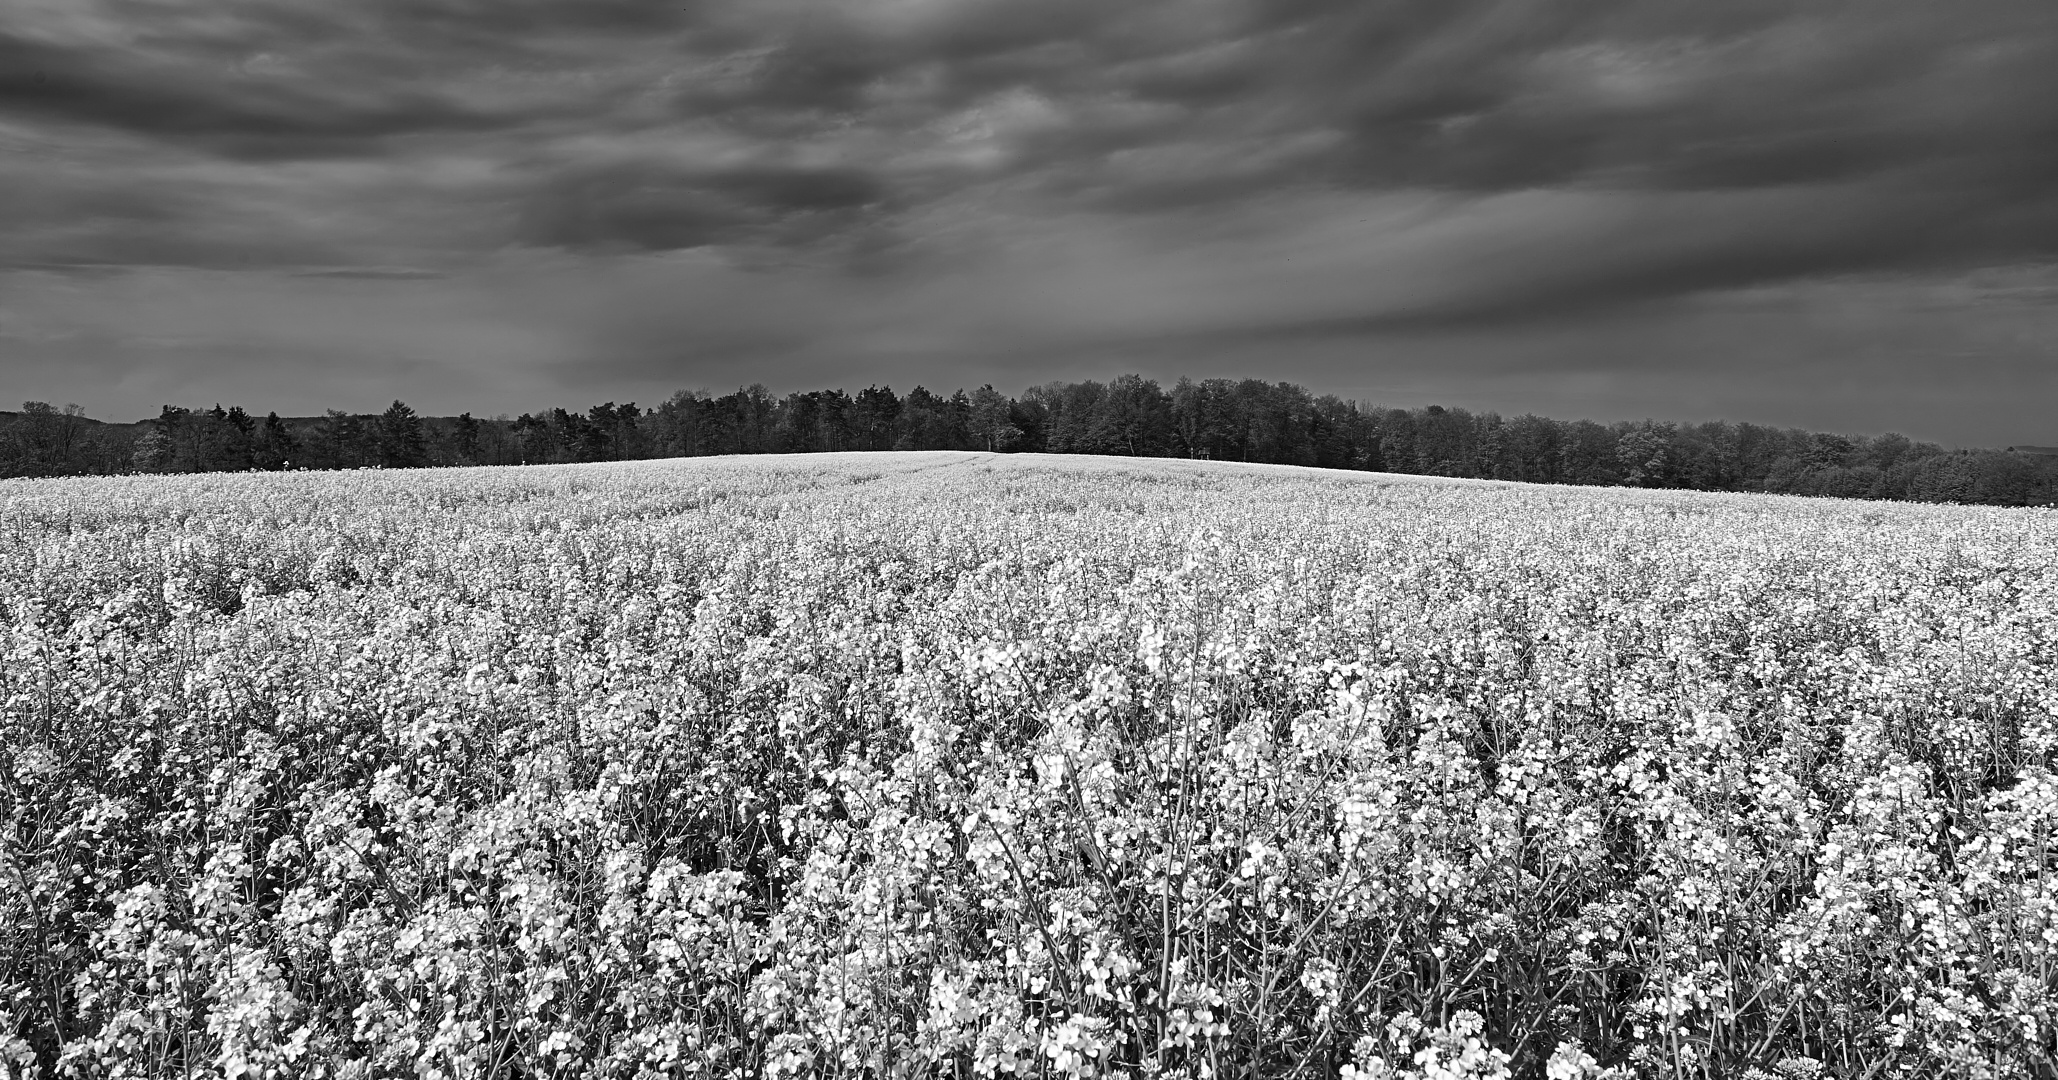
2, 452, 2055, 1077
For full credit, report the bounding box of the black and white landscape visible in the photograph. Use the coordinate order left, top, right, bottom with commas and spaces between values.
4, 3, 2057, 1078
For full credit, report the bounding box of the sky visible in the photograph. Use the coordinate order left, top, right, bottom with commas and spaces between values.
2, 0, 2055, 444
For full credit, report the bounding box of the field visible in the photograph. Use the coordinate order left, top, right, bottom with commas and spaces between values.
2, 451, 2055, 1079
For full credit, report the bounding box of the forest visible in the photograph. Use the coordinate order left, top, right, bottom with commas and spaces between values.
2, 375, 2054, 506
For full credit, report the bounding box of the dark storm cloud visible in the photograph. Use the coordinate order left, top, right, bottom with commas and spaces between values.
0, 30, 502, 159
1237, 184, 2058, 336
9, 0, 2056, 275
1223, 0, 2058, 194
5, 0, 2058, 439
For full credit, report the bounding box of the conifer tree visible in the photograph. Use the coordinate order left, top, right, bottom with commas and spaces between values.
377, 400, 427, 468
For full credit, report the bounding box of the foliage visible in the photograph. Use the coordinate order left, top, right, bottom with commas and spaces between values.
3, 454, 2055, 1078
0, 403, 137, 479
374, 402, 428, 470
7, 382, 2057, 508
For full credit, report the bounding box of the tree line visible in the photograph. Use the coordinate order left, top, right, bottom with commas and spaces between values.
3, 376, 2054, 506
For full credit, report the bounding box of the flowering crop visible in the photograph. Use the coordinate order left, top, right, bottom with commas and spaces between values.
2, 451, 2055, 1078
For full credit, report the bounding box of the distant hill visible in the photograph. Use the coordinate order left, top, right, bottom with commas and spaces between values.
0, 409, 150, 432
2007, 445, 2058, 456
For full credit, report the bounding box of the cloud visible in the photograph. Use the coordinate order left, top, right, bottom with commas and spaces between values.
8, 0, 2056, 271
3, 0, 2058, 442
514, 159, 887, 252
0, 30, 502, 160
292, 267, 445, 280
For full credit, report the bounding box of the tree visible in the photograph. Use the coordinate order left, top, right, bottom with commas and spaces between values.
712, 386, 779, 454
968, 385, 1020, 452
1030, 380, 1104, 454
480, 414, 517, 465
1310, 396, 1376, 470
806, 390, 853, 452
154, 406, 195, 471
208, 405, 254, 471
1861, 432, 1914, 472
313, 410, 372, 469
944, 389, 976, 450
779, 391, 852, 453
597, 402, 645, 459
1504, 414, 1562, 483
27, 402, 85, 466
252, 412, 299, 470
377, 400, 428, 468
1376, 409, 1417, 473
1808, 432, 1857, 470
1, 401, 93, 476
511, 413, 554, 464
648, 391, 710, 457
1086, 374, 1173, 457
153, 406, 248, 473
1410, 404, 1471, 476
851, 386, 901, 451
1670, 421, 1740, 490
449, 413, 482, 465
549, 407, 595, 463
131, 426, 173, 473
1230, 381, 1317, 466
1009, 392, 1050, 453
895, 386, 961, 450
1471, 412, 1510, 479
1169, 378, 1217, 459
1616, 422, 1676, 488
1559, 420, 1621, 485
